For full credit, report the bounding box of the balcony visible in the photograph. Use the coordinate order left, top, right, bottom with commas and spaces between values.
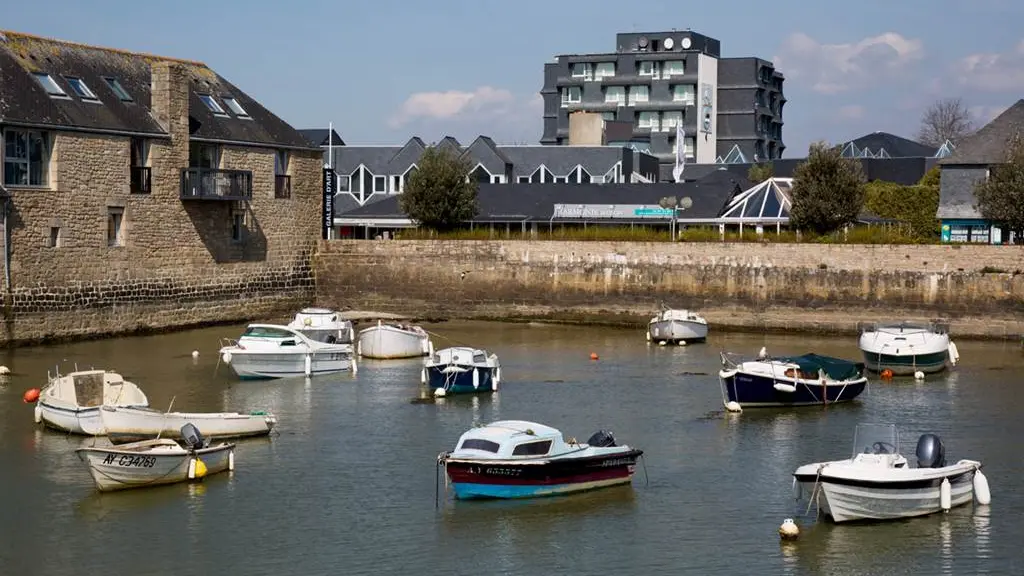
130, 166, 151, 194
274, 174, 291, 199
180, 168, 252, 201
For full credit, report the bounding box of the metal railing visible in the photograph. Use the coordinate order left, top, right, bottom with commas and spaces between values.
180, 168, 253, 200
130, 166, 151, 194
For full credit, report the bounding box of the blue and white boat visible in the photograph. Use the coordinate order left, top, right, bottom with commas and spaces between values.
423, 347, 501, 397
718, 350, 867, 410
858, 321, 959, 375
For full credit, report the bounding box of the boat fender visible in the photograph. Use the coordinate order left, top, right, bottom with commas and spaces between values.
940, 478, 951, 512
948, 342, 960, 366
357, 341, 362, 357
914, 371, 925, 381
428, 340, 435, 357
188, 458, 196, 479
472, 368, 480, 389
303, 317, 312, 326
33, 405, 42, 424
421, 368, 427, 385
725, 401, 742, 413
974, 470, 991, 505
351, 354, 358, 375
348, 327, 355, 343
774, 383, 797, 393
221, 351, 233, 364
228, 450, 235, 472
433, 387, 446, 397
304, 354, 312, 377
646, 330, 651, 342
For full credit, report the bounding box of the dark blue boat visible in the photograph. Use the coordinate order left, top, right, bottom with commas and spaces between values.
718, 352, 867, 408
425, 346, 501, 397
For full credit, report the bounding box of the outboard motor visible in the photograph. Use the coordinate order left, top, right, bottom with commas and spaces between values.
586, 430, 617, 447
915, 433, 946, 468
180, 423, 207, 451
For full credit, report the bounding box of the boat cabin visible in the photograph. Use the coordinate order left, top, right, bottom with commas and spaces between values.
449, 420, 573, 460
44, 370, 148, 408
239, 325, 311, 347
434, 347, 488, 366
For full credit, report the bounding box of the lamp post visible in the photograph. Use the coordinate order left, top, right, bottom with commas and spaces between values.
658, 195, 693, 241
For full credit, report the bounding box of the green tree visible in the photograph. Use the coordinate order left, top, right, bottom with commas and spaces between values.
747, 162, 774, 183
789, 141, 867, 234
399, 146, 479, 231
864, 180, 940, 239
975, 134, 1024, 233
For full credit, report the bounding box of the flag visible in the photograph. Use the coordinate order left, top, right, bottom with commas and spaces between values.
672, 124, 686, 183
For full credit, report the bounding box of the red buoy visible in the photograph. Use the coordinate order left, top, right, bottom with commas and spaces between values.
590, 352, 599, 361
23, 388, 40, 403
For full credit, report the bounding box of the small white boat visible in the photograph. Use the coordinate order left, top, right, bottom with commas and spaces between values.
76, 423, 235, 492
423, 347, 501, 397
357, 320, 433, 359
793, 423, 991, 523
219, 324, 356, 379
100, 405, 277, 443
287, 307, 354, 344
648, 308, 708, 344
35, 369, 150, 435
858, 320, 959, 375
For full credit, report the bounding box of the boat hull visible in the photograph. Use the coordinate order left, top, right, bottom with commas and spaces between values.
427, 365, 497, 395
445, 450, 643, 500
226, 351, 352, 379
39, 402, 148, 436
75, 444, 234, 492
648, 320, 707, 343
861, 350, 949, 375
795, 468, 976, 523
357, 326, 429, 359
101, 406, 276, 443
719, 371, 866, 408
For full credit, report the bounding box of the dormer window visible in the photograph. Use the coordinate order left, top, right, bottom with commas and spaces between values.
223, 96, 250, 118
65, 76, 98, 101
32, 73, 66, 97
198, 94, 227, 116
103, 77, 132, 102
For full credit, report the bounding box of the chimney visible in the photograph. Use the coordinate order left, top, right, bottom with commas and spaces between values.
150, 60, 190, 142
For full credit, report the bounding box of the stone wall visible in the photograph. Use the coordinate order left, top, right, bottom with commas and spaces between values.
315, 240, 1024, 339
0, 60, 321, 344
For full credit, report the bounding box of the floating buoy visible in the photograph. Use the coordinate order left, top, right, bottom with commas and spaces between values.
678, 340, 686, 346
974, 470, 991, 505
779, 518, 799, 540
658, 341, 667, 347
191, 350, 199, 359
590, 352, 599, 360
940, 478, 951, 512
914, 370, 925, 381
228, 451, 235, 472
0, 365, 10, 375
433, 387, 447, 398
23, 388, 40, 403
188, 457, 208, 479
221, 351, 233, 364
725, 401, 742, 413
881, 369, 894, 380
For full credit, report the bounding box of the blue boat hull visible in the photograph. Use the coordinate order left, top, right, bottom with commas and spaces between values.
862, 350, 948, 375
427, 366, 497, 395
720, 372, 866, 408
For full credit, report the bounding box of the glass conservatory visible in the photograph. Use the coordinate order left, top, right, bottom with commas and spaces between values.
717, 177, 794, 233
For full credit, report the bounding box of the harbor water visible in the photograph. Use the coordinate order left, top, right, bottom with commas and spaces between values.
1, 320, 1022, 575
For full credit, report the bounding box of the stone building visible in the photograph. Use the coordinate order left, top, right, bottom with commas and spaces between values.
0, 30, 322, 344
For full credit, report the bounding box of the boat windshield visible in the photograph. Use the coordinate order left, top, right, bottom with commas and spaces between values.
242, 326, 295, 339
300, 328, 339, 343
851, 423, 900, 458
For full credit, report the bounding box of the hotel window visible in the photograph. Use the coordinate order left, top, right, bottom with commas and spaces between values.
638, 111, 659, 131
601, 112, 616, 121
373, 175, 387, 193
672, 85, 695, 105
107, 207, 125, 247
189, 142, 220, 169
594, 62, 615, 80
3, 129, 51, 187
516, 176, 530, 183
561, 86, 582, 106
391, 175, 402, 193
103, 77, 133, 101
664, 61, 685, 77
570, 63, 592, 80
638, 61, 657, 77
628, 86, 649, 105
672, 137, 696, 159
661, 111, 682, 130
604, 85, 625, 105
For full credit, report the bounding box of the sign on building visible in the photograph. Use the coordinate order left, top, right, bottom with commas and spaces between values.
552, 204, 673, 219
322, 167, 335, 239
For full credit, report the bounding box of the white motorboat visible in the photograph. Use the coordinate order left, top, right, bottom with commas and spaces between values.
287, 307, 354, 344
793, 423, 991, 523
100, 405, 277, 443
76, 423, 235, 492
437, 420, 644, 499
718, 351, 867, 409
35, 369, 150, 435
219, 324, 356, 379
423, 347, 501, 397
648, 308, 708, 344
357, 320, 433, 359
858, 320, 959, 375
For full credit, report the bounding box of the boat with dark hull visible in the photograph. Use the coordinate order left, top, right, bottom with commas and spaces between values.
437, 420, 643, 500
718, 351, 867, 409
858, 320, 959, 375
424, 347, 500, 397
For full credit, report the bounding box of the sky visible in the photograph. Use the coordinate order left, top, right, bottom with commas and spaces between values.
5, 0, 1024, 156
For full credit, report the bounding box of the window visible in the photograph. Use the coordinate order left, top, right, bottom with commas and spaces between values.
570, 63, 591, 79
512, 440, 552, 456
198, 94, 227, 115
189, 142, 220, 169
373, 175, 386, 193
664, 61, 685, 76
674, 137, 696, 158
64, 76, 98, 101
601, 112, 616, 121
638, 61, 657, 77
337, 175, 350, 192
638, 111, 659, 130
223, 97, 250, 118
103, 77, 132, 101
131, 138, 149, 167
3, 129, 51, 187
604, 86, 625, 105
130, 138, 150, 194
32, 73, 66, 96
561, 86, 581, 106
490, 175, 503, 184
391, 175, 402, 193
107, 208, 124, 247
516, 176, 530, 183
275, 150, 289, 175
594, 62, 615, 79
662, 111, 683, 130
554, 176, 568, 183
628, 86, 649, 105
578, 167, 592, 183
460, 439, 500, 453
275, 150, 291, 198
590, 175, 605, 183
231, 211, 245, 242
349, 168, 363, 193
672, 85, 695, 104
48, 226, 62, 248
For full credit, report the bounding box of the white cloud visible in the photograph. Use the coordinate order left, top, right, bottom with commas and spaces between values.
388, 86, 531, 128
387, 87, 542, 143
837, 105, 866, 120
953, 40, 1024, 92
773, 32, 924, 94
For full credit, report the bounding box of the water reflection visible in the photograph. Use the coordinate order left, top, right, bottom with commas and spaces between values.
974, 506, 991, 559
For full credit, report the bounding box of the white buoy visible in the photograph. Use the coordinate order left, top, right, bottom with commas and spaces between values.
658, 340, 667, 346
914, 370, 925, 381
974, 470, 992, 505
0, 365, 10, 375
792, 477, 802, 500
678, 340, 687, 346
304, 354, 312, 376
778, 518, 799, 540
191, 350, 199, 359
187, 458, 197, 480
33, 405, 42, 424
420, 368, 427, 384
940, 478, 952, 511
228, 450, 235, 472
433, 387, 447, 397
472, 368, 480, 389
725, 401, 742, 413
221, 351, 232, 364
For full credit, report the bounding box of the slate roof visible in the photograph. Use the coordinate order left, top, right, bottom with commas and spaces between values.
940, 100, 1024, 165
0, 30, 317, 150
298, 128, 345, 147
844, 132, 937, 158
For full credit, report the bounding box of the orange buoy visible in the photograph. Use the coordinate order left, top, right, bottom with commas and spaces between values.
880, 369, 894, 380
23, 388, 40, 403
590, 352, 599, 361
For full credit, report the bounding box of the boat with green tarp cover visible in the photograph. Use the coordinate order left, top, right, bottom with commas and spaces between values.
718, 350, 868, 409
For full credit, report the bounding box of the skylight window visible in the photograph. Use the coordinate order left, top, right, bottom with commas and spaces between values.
65, 76, 98, 101
32, 73, 66, 97
222, 97, 249, 118
103, 77, 132, 102
198, 94, 227, 115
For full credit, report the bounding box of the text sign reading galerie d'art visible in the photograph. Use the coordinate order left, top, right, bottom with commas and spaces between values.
552, 204, 674, 219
